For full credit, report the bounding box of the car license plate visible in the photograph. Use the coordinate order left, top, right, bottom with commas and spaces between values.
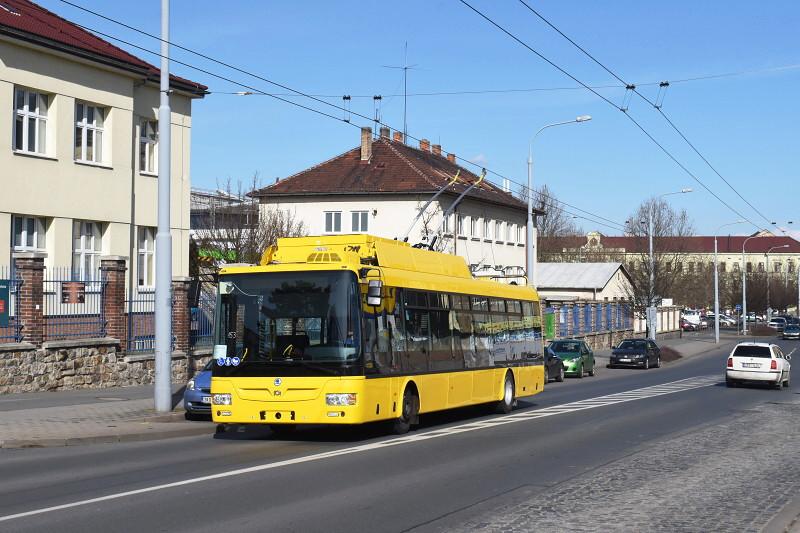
202, 396, 211, 404
619, 358, 630, 362
741, 363, 760, 368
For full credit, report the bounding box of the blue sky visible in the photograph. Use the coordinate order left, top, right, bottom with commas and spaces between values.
41, 0, 799, 236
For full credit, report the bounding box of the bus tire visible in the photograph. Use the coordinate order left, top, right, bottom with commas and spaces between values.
495, 372, 515, 414
393, 387, 418, 435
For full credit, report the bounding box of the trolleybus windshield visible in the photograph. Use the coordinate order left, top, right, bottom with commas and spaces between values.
212, 271, 362, 376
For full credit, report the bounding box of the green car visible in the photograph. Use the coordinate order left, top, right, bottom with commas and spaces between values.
548, 340, 596, 378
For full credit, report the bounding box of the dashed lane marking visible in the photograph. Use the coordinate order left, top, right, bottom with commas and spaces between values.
0, 374, 720, 524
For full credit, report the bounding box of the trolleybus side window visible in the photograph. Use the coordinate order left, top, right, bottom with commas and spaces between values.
470, 296, 494, 367
404, 290, 431, 372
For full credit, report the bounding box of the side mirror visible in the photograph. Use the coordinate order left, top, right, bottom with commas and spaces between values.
786, 354, 792, 361
367, 279, 383, 306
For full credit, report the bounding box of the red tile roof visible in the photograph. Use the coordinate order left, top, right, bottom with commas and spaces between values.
541, 234, 800, 254
252, 136, 535, 213
0, 0, 206, 94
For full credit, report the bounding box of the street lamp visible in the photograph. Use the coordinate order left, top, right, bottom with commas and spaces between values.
645, 188, 692, 340
713, 220, 745, 344
766, 244, 790, 322
741, 233, 766, 334
527, 115, 592, 288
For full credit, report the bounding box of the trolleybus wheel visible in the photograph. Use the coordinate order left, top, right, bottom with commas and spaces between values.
393, 387, 418, 434
495, 372, 515, 414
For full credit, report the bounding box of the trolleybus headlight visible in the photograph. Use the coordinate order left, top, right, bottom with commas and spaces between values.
326, 393, 357, 406
212, 393, 232, 405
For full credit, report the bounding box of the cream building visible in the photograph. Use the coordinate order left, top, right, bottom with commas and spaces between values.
252, 127, 543, 281
0, 0, 205, 293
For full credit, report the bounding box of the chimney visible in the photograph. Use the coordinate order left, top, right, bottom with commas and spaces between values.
446, 153, 456, 164
360, 126, 372, 161
393, 131, 404, 143
502, 178, 510, 193
379, 126, 390, 139
419, 139, 430, 152
432, 144, 442, 156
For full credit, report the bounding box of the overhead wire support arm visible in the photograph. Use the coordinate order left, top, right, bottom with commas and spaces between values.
427, 169, 486, 251
400, 170, 460, 242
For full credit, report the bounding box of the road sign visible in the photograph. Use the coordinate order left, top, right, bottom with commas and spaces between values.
735, 304, 742, 312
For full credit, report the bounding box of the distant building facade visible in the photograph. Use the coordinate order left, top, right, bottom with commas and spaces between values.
252, 127, 544, 281
0, 0, 206, 291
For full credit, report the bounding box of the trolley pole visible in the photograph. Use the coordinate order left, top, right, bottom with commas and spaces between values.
154, 0, 173, 412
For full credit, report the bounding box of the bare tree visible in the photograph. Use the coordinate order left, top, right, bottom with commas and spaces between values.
192, 174, 307, 269
621, 197, 695, 309
414, 201, 451, 253
516, 184, 584, 260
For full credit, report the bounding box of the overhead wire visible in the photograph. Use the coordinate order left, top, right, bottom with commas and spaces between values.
515, 0, 776, 228
459, 0, 762, 230
56, 0, 628, 233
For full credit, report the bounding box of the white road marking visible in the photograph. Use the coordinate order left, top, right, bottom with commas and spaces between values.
0, 374, 720, 523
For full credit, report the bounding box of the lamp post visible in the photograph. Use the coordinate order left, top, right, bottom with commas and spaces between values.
766, 244, 790, 322
741, 234, 765, 335
645, 188, 692, 340
527, 115, 591, 288
713, 220, 745, 344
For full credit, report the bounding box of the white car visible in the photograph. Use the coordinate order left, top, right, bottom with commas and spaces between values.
726, 342, 791, 389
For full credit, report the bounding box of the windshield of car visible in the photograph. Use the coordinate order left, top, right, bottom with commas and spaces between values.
550, 341, 581, 353
732, 345, 772, 358
212, 271, 362, 377
617, 340, 647, 350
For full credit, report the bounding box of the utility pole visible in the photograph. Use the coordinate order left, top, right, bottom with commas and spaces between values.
154, 0, 172, 413
714, 221, 745, 344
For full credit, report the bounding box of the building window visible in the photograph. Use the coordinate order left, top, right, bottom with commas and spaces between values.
676, 262, 683, 272
75, 103, 105, 164
484, 219, 491, 239
719, 262, 726, 272
789, 261, 795, 274
746, 262, 752, 273
507, 223, 514, 243
457, 215, 465, 236
757, 262, 764, 273
442, 213, 451, 234
137, 227, 155, 288
733, 262, 740, 272
14, 88, 48, 154
470, 217, 477, 237
139, 119, 158, 174
324, 211, 341, 233
774, 262, 782, 273
495, 221, 502, 241
666, 262, 672, 272
351, 211, 368, 232
72, 221, 102, 280
517, 224, 523, 243
12, 215, 46, 252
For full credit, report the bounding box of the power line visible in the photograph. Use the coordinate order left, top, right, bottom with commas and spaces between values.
515, 0, 775, 228
56, 0, 628, 232
459, 0, 759, 229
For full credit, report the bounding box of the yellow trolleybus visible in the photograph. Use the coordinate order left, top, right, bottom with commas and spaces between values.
211, 234, 544, 433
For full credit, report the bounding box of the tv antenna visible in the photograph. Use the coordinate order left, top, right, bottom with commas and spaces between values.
383, 42, 418, 140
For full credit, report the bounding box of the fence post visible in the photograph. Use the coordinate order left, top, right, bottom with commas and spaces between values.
101, 256, 128, 351
13, 252, 45, 346
172, 277, 191, 354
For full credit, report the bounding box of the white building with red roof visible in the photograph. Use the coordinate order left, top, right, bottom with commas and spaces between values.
0, 0, 205, 290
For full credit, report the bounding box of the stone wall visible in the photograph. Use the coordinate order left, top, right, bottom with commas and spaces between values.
0, 339, 212, 395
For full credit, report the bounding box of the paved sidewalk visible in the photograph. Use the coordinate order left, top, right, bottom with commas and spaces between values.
0, 386, 214, 448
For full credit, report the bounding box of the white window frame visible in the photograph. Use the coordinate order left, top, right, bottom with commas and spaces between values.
325, 211, 342, 233
351, 210, 369, 233
484, 219, 491, 239
517, 225, 523, 243
75, 102, 105, 164
72, 221, 102, 280
139, 119, 158, 174
14, 87, 48, 155
12, 215, 46, 252
442, 213, 451, 234
457, 215, 466, 236
495, 221, 503, 242
507, 223, 514, 243
137, 227, 156, 289
470, 216, 477, 237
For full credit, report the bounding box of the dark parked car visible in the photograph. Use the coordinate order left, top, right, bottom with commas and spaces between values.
609, 339, 661, 369
545, 346, 565, 383
783, 325, 800, 340
183, 359, 213, 420
548, 339, 596, 377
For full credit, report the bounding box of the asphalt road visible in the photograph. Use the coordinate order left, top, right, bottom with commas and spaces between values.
1, 335, 797, 532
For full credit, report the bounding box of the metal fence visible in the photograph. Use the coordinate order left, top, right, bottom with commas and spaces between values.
43, 267, 105, 341
0, 266, 21, 343
190, 288, 215, 349
126, 291, 156, 352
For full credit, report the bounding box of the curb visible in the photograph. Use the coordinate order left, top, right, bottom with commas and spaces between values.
0, 421, 215, 449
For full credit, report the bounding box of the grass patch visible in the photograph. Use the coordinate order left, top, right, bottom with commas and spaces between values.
747, 325, 776, 337
660, 346, 682, 363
